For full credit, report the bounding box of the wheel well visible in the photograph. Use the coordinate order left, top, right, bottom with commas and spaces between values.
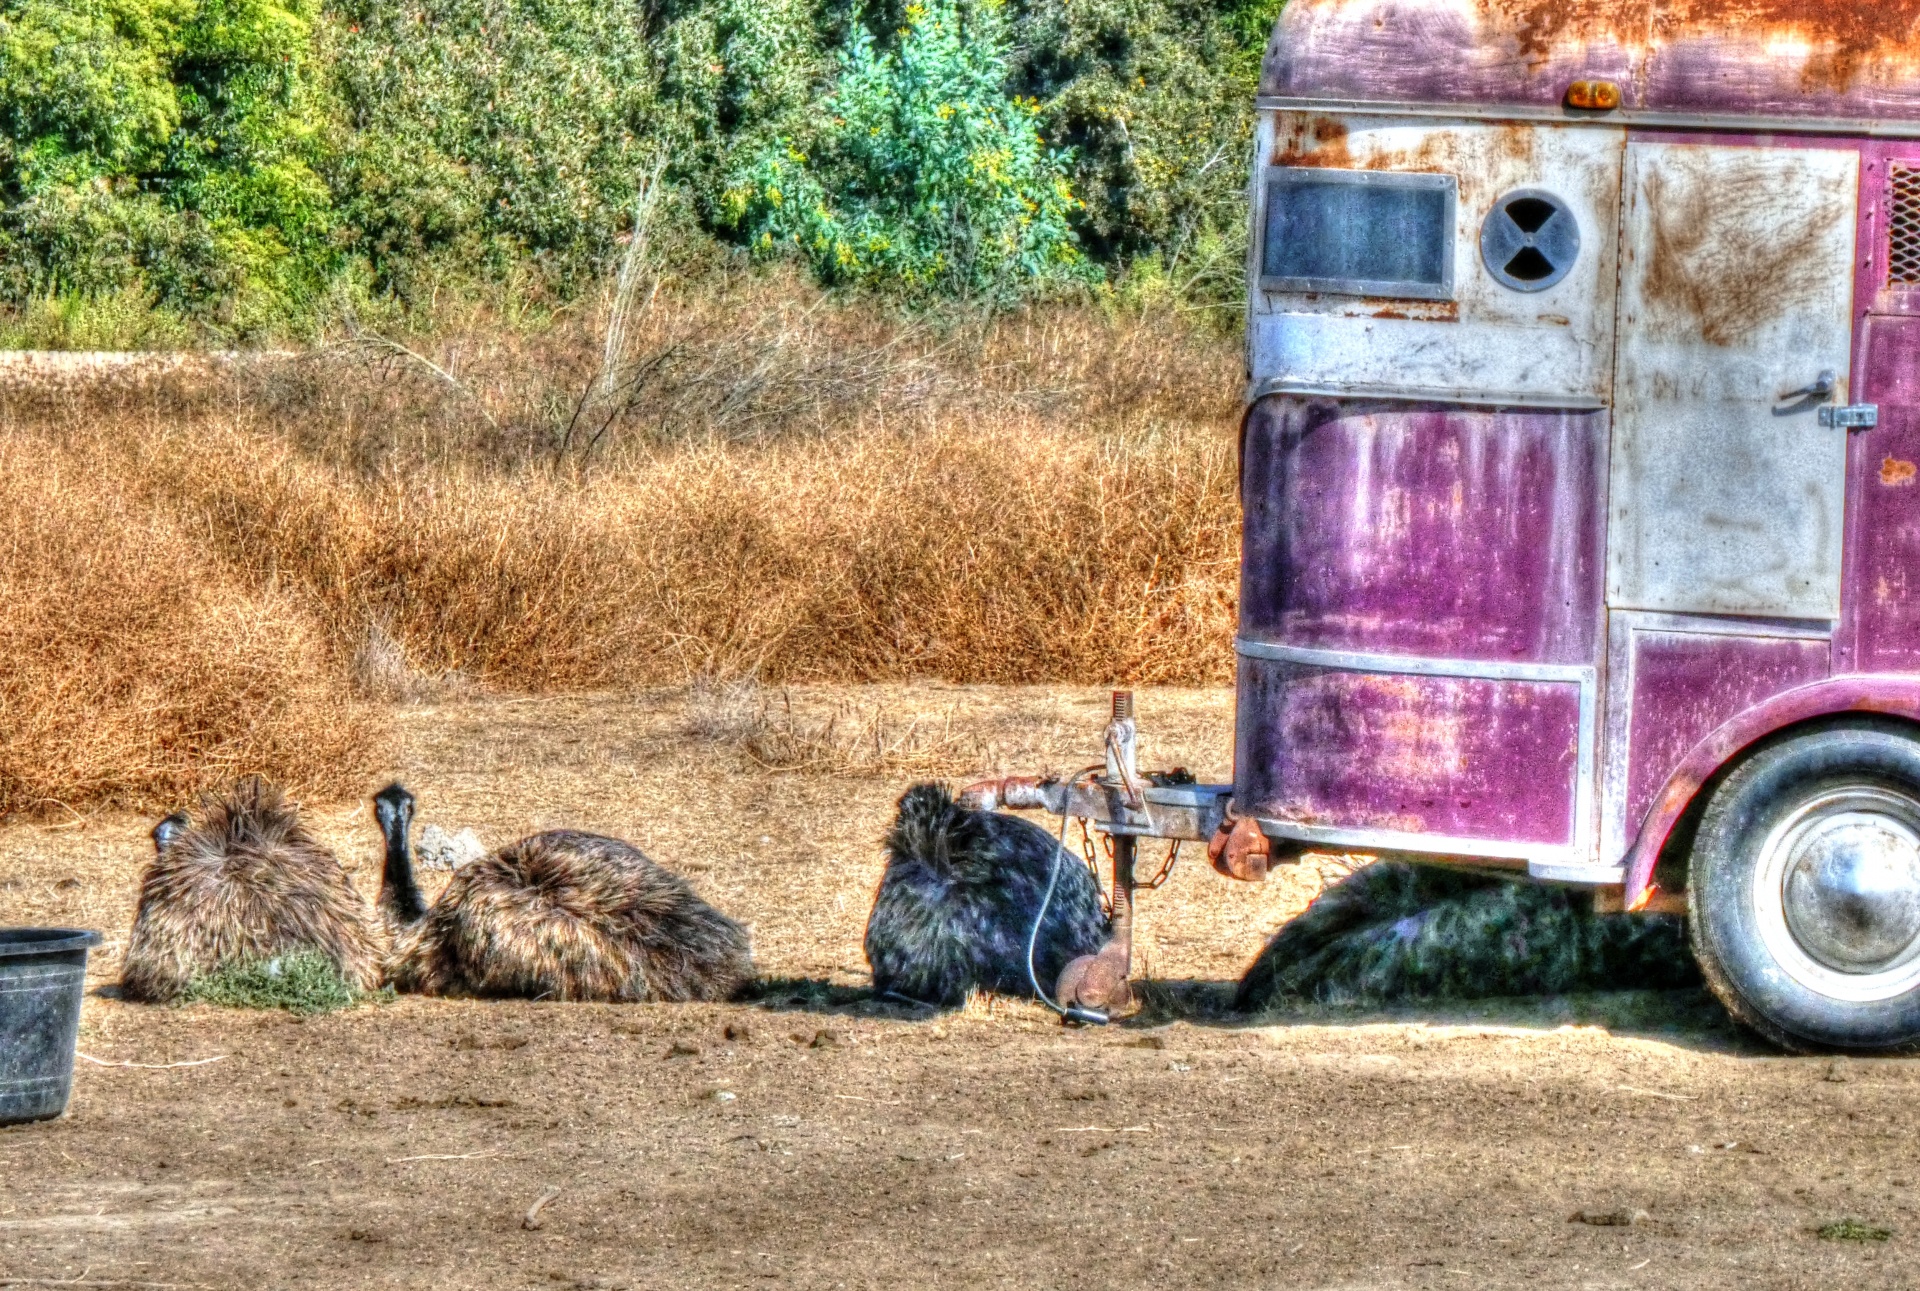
1651, 711, 1920, 895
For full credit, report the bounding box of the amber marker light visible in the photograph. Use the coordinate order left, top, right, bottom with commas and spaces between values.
1566, 79, 1622, 110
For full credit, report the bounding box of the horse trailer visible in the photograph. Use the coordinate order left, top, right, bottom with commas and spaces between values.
970, 0, 1920, 1052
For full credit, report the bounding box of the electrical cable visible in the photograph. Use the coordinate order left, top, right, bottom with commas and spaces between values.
1026, 766, 1110, 1026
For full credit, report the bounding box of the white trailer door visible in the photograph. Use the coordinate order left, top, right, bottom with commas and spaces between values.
1607, 142, 1859, 620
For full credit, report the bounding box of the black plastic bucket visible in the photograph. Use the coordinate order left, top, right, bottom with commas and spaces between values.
0, 928, 102, 1126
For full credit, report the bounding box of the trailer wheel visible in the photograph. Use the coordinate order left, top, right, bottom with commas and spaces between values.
1690, 725, 1920, 1053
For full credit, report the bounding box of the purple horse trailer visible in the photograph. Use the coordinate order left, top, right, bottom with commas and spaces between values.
972, 0, 1920, 1051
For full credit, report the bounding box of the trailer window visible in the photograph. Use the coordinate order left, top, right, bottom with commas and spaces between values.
1260, 168, 1455, 300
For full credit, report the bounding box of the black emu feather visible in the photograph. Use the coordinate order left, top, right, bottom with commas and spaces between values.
1235, 861, 1698, 1011
864, 783, 1110, 1007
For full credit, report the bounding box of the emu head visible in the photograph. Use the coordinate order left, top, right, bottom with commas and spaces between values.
372, 782, 415, 844
150, 812, 189, 855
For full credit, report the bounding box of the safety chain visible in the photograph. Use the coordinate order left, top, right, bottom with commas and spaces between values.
1137, 840, 1181, 890
1077, 817, 1181, 901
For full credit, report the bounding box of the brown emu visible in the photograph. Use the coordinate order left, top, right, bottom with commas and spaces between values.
120, 778, 385, 1003
373, 783, 753, 1001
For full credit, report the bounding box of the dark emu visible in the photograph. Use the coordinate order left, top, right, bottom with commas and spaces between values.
864, 783, 1110, 1007
373, 783, 754, 1001
1236, 860, 1698, 1011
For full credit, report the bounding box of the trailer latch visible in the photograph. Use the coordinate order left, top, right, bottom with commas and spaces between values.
1820, 404, 1879, 429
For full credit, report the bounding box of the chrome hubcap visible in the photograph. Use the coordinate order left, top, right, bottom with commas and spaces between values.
1753, 787, 1920, 1002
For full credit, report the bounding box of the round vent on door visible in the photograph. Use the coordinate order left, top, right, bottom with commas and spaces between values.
1480, 189, 1580, 292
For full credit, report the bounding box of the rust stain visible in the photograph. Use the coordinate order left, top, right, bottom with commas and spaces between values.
1638, 158, 1832, 347
1273, 116, 1352, 168
1434, 0, 1920, 94
1484, 0, 1655, 59
1882, 455, 1918, 485
1366, 301, 1461, 322
1659, 0, 1920, 91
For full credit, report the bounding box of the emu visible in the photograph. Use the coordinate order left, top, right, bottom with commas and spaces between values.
373, 783, 753, 1001
120, 777, 385, 1003
863, 782, 1110, 1007
1235, 860, 1698, 1011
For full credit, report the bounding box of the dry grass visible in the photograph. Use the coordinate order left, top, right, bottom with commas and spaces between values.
684, 678, 984, 776
0, 282, 1241, 809
0, 435, 386, 816
225, 269, 1242, 467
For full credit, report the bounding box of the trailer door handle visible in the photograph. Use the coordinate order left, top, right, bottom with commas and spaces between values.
1779, 369, 1836, 403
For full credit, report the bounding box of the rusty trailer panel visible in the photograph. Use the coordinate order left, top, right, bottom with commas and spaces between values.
1599, 614, 1833, 867
1249, 115, 1624, 407
1844, 313, 1920, 673
1264, 0, 1920, 129
1239, 398, 1606, 666
1606, 140, 1860, 620
1233, 652, 1589, 862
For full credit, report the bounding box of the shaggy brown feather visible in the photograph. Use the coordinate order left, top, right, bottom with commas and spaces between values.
120, 777, 384, 1003
384, 828, 753, 1002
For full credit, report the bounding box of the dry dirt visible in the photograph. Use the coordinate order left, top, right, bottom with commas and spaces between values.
2, 685, 1917, 1289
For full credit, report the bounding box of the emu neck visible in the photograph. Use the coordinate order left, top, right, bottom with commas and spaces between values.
378, 817, 428, 926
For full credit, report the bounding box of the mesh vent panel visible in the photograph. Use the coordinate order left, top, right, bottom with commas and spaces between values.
1891, 164, 1920, 285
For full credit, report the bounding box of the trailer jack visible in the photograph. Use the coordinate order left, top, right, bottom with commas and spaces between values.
958, 691, 1240, 1020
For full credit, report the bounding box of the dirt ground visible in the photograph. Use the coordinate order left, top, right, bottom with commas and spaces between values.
3, 685, 1918, 1289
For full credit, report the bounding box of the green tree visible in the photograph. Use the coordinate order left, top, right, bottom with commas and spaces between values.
326, 0, 662, 295
0, 0, 334, 324
730, 0, 1093, 298
652, 0, 825, 231
1010, 0, 1275, 288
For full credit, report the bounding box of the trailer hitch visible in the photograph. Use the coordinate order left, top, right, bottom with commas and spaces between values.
958, 691, 1240, 1020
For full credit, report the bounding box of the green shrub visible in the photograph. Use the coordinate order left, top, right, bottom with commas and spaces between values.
0, 0, 335, 329
652, 0, 824, 230
1011, 0, 1271, 293
325, 0, 662, 295
729, 0, 1094, 299
0, 0, 1273, 329
182, 950, 383, 1014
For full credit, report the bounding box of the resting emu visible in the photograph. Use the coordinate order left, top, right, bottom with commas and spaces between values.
1235, 860, 1697, 1010
373, 783, 753, 1001
864, 783, 1110, 1007
120, 778, 385, 1003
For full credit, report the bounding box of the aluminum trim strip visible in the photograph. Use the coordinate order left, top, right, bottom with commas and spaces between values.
1234, 638, 1592, 683
1255, 816, 1574, 865
1527, 861, 1628, 885
1237, 638, 1599, 863
1603, 609, 1835, 640
1255, 96, 1920, 139
1245, 377, 1608, 412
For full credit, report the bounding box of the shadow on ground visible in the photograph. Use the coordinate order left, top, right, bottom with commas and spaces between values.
743, 975, 1761, 1053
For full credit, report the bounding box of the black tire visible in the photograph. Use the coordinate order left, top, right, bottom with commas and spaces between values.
1690, 724, 1920, 1054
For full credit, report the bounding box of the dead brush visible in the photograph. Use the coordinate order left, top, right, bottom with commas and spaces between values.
0, 433, 386, 816
204, 268, 1234, 470
686, 681, 984, 776
74, 409, 1237, 690
0, 284, 1241, 808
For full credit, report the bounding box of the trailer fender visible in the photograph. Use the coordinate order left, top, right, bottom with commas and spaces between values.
1623, 677, 1920, 910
